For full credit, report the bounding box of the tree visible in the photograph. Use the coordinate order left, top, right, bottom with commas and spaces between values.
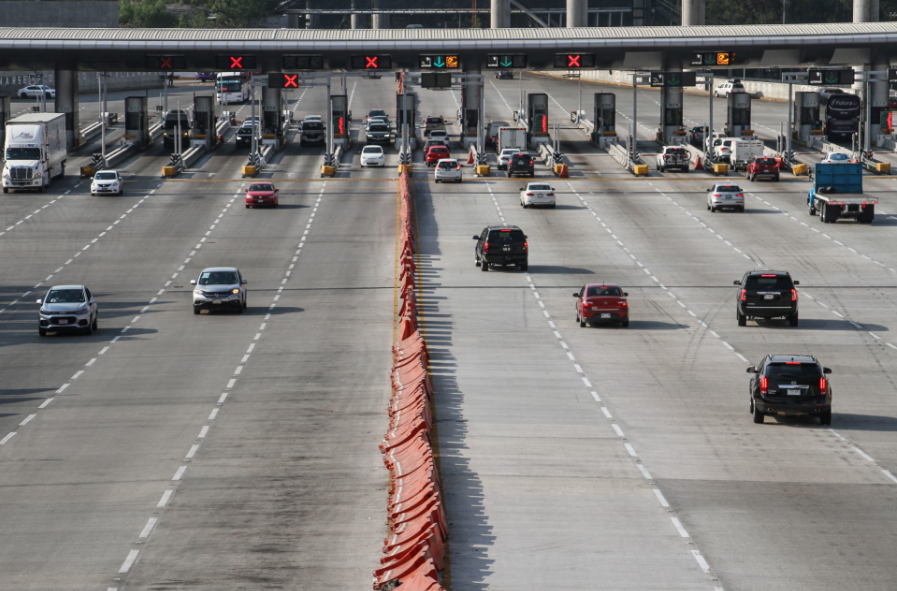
177, 0, 283, 28
120, 0, 178, 28
707, 0, 850, 24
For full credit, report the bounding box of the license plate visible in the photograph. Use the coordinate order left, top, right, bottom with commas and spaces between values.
764, 294, 775, 300
787, 389, 801, 396
213, 299, 222, 304
58, 319, 68, 325
601, 313, 611, 319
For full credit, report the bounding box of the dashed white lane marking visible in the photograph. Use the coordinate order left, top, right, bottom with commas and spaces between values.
157, 490, 173, 508
55, 383, 69, 394
671, 517, 690, 538
612, 424, 624, 437
217, 393, 228, 405
0, 432, 15, 445
654, 489, 670, 508
38, 398, 53, 409
118, 550, 139, 573
18, 414, 36, 426
171, 466, 187, 481
637, 464, 653, 480
138, 518, 158, 539
185, 444, 200, 459
692, 550, 712, 574
198, 425, 209, 438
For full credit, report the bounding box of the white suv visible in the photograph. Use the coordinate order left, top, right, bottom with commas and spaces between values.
434, 158, 462, 183
714, 80, 746, 98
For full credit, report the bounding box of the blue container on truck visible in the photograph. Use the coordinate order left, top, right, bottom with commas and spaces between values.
808, 162, 876, 223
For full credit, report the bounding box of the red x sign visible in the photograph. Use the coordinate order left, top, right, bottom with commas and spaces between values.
283, 74, 298, 88
160, 57, 172, 69
230, 56, 243, 69
366, 56, 378, 69
567, 54, 581, 68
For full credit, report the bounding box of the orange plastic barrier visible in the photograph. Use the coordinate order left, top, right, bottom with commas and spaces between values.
373, 170, 447, 591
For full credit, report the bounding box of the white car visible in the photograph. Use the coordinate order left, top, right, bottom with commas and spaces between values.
520, 182, 556, 208
91, 170, 123, 196
498, 148, 518, 170
18, 85, 55, 99
428, 129, 448, 142
821, 152, 851, 164
360, 145, 385, 167
434, 158, 462, 183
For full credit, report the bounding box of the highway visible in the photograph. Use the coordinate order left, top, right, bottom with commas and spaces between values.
1, 72, 897, 591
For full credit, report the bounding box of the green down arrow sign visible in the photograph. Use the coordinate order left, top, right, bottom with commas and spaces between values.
434, 57, 445, 68
667, 74, 680, 87
825, 72, 838, 84
500, 57, 513, 67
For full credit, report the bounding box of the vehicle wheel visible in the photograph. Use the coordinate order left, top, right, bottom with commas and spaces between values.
92, 314, 98, 332
820, 205, 827, 223
481, 261, 489, 272
522, 203, 528, 208
245, 205, 250, 209
38, 327, 46, 336
753, 406, 765, 424
737, 310, 746, 326
820, 408, 832, 426
739, 206, 745, 213
710, 205, 716, 213
808, 201, 816, 216
193, 307, 201, 315
236, 304, 244, 314
789, 313, 799, 327
2, 188, 7, 194
83, 322, 92, 336
621, 319, 629, 328
550, 204, 556, 209
520, 263, 528, 271
659, 165, 665, 173
578, 312, 585, 327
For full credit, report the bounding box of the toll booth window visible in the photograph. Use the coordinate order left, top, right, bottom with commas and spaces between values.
732, 109, 751, 126
664, 108, 683, 127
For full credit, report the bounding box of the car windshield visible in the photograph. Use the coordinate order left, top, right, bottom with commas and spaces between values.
722, 140, 732, 146
94, 172, 117, 180
437, 161, 458, 168
756, 158, 776, 165
369, 125, 389, 132
745, 275, 793, 290
829, 153, 848, 160
303, 122, 323, 131
488, 229, 525, 243
529, 184, 551, 190
46, 289, 85, 303
249, 184, 273, 192
587, 286, 622, 297
6, 147, 40, 160
362, 147, 383, 154
766, 362, 822, 381
369, 110, 386, 118
199, 271, 238, 285
716, 185, 742, 192
667, 148, 687, 156
501, 150, 516, 156
427, 117, 443, 124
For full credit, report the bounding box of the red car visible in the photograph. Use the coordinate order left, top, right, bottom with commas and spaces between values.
425, 145, 450, 167
573, 283, 629, 328
746, 156, 780, 182
245, 182, 279, 208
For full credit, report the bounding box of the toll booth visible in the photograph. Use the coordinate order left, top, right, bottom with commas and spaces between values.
660, 85, 685, 145
396, 91, 418, 137
262, 86, 284, 148
527, 92, 549, 147
191, 95, 218, 150
793, 91, 821, 143
592, 92, 616, 146
725, 92, 753, 139
124, 96, 149, 149
0, 96, 10, 149
460, 81, 481, 147
330, 94, 350, 150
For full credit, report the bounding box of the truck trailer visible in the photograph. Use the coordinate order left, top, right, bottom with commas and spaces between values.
808, 162, 875, 223
2, 112, 67, 193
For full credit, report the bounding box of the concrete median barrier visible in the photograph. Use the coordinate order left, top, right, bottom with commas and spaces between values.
372, 168, 447, 591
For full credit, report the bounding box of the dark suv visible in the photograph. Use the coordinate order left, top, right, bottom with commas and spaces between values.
473, 226, 528, 271
507, 153, 535, 178
747, 355, 832, 425
735, 271, 799, 327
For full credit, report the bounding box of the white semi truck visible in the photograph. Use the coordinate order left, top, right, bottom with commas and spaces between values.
2, 113, 67, 193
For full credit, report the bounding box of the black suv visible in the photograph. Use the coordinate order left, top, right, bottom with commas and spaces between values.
473, 226, 528, 271
747, 355, 832, 425
735, 271, 799, 327
507, 153, 535, 178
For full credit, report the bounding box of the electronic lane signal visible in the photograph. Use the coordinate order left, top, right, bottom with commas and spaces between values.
808, 68, 855, 86
421, 72, 452, 89
145, 55, 187, 70
351, 55, 393, 70
554, 53, 595, 69
419, 55, 461, 70
889, 68, 897, 83
283, 55, 325, 70
486, 54, 528, 69
268, 73, 300, 89
215, 55, 257, 71
649, 71, 698, 88
691, 52, 735, 67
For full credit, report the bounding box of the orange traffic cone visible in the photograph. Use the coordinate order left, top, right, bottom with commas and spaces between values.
559, 163, 569, 178
694, 155, 703, 171
467, 150, 474, 165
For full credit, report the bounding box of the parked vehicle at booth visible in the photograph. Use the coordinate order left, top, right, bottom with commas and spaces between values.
729, 139, 764, 171
656, 146, 689, 172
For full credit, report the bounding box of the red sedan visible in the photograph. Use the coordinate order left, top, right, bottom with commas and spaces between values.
425, 145, 450, 167
245, 182, 279, 208
573, 283, 629, 328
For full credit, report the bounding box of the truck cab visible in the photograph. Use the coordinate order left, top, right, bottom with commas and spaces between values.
2, 113, 67, 194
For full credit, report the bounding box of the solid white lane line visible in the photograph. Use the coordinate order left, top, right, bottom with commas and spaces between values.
883, 470, 897, 485
854, 447, 875, 462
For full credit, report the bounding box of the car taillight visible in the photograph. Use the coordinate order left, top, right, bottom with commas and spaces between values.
664, 155, 670, 160
740, 289, 747, 301
737, 194, 744, 197
760, 376, 768, 395
526, 192, 534, 196
547, 192, 554, 196
529, 160, 534, 165
620, 301, 627, 307
483, 242, 489, 253
523, 241, 528, 253
792, 289, 797, 301
819, 377, 827, 395
714, 193, 721, 198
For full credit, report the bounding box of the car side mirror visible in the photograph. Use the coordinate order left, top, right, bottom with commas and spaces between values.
190, 280, 196, 285
241, 278, 248, 284
733, 280, 741, 285
472, 235, 480, 240
36, 298, 42, 304
519, 187, 525, 190
572, 292, 579, 297
746, 366, 756, 373
823, 367, 832, 374
706, 188, 711, 192
793, 280, 800, 286
551, 187, 556, 191
623, 292, 629, 296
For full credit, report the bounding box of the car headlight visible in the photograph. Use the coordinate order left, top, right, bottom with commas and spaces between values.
231, 288, 240, 295
40, 308, 49, 315
77, 305, 90, 313
194, 289, 204, 296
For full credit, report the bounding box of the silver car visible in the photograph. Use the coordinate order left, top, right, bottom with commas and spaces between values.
37, 285, 98, 336
191, 267, 248, 314
707, 183, 745, 213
